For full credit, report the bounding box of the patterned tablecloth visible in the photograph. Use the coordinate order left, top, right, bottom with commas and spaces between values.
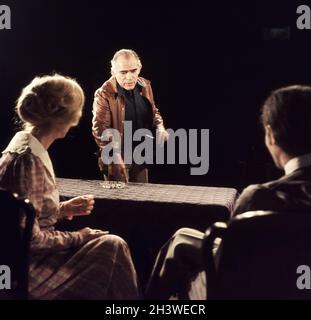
56, 177, 238, 286
57, 177, 237, 212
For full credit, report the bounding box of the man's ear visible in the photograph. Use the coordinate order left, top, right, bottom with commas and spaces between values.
265, 125, 276, 146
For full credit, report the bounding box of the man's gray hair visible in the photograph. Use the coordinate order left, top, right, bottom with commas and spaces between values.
111, 49, 142, 74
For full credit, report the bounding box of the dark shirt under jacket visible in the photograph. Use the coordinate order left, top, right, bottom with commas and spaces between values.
117, 83, 152, 133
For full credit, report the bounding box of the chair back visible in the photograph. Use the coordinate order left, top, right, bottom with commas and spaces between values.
204, 211, 311, 299
0, 188, 35, 299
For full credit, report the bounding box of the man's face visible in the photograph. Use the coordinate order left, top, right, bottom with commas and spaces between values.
113, 55, 141, 90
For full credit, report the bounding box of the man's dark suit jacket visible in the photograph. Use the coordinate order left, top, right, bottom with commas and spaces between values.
233, 165, 311, 215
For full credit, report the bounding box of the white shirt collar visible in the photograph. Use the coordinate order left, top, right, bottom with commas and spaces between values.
284, 153, 311, 175
2, 131, 55, 182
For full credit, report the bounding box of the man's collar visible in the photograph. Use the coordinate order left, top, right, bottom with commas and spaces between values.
284, 153, 311, 175
104, 76, 147, 94
116, 82, 142, 97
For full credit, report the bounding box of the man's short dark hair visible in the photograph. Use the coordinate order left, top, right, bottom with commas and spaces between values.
261, 85, 311, 157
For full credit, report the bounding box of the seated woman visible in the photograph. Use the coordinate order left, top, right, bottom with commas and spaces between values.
0, 74, 139, 299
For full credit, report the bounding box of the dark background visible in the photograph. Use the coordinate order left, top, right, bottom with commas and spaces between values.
1, 0, 311, 191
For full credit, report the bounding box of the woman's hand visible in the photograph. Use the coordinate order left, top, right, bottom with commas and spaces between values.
80, 227, 109, 242
62, 195, 95, 220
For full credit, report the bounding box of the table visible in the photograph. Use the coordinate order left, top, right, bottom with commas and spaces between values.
56, 177, 238, 287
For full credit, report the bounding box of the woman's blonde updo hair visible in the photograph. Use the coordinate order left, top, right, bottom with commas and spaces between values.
16, 74, 85, 132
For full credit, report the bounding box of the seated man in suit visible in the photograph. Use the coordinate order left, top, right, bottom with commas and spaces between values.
145, 84, 311, 299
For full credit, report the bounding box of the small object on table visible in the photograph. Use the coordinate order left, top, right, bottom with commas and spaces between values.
100, 181, 126, 189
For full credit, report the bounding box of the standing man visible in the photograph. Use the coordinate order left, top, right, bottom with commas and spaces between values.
92, 49, 169, 182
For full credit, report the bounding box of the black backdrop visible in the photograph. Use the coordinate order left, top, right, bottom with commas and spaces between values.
1, 0, 310, 191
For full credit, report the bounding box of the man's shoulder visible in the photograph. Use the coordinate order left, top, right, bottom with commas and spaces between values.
243, 174, 288, 193
95, 77, 117, 97
233, 182, 280, 216
240, 183, 270, 200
